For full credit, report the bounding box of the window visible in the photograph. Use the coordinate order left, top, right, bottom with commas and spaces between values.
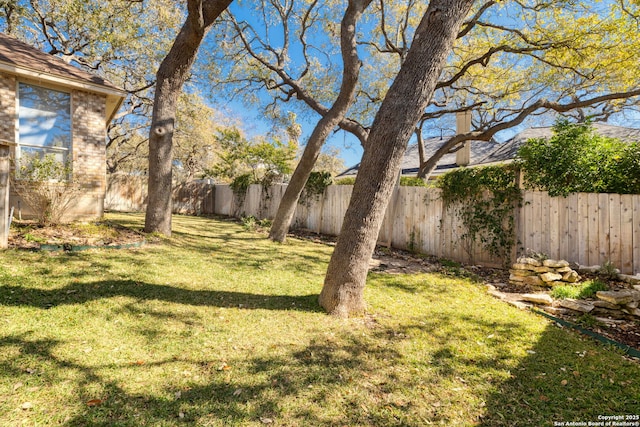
17, 83, 71, 166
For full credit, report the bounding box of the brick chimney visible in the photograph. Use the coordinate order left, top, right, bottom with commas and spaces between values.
455, 111, 471, 166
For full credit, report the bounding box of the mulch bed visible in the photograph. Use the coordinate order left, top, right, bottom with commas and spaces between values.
8, 220, 145, 250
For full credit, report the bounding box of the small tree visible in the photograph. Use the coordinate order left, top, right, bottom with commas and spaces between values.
516, 119, 640, 196
11, 154, 81, 226
205, 128, 296, 186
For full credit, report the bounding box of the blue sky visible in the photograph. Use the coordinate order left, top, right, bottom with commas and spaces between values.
202, 0, 640, 171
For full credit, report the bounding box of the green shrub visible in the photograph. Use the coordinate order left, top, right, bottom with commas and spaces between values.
230, 173, 253, 195
400, 177, 430, 187
334, 177, 356, 185
240, 216, 271, 232
598, 261, 619, 280
550, 279, 608, 300
304, 171, 333, 195
11, 154, 81, 226
516, 118, 640, 196
241, 215, 257, 231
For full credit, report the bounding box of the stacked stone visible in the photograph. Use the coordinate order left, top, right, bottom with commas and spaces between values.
509, 257, 580, 288
591, 289, 640, 318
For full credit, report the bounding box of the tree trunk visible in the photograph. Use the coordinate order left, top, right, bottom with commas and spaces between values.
145, 0, 232, 236
417, 134, 464, 179
268, 0, 372, 243
320, 0, 476, 317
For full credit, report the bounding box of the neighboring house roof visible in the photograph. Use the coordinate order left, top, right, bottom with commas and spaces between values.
476, 123, 640, 165
0, 32, 125, 123
339, 122, 640, 178
338, 137, 501, 177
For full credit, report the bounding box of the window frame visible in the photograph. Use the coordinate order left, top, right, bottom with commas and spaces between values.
15, 81, 73, 174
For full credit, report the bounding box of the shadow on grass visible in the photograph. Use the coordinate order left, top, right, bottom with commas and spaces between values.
2, 307, 639, 425
0, 280, 322, 313
477, 323, 640, 427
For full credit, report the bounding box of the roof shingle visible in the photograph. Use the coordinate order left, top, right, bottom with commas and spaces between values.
0, 32, 121, 92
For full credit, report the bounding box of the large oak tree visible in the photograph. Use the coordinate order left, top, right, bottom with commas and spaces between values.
320, 0, 476, 316
268, 0, 373, 242
212, 0, 640, 243
145, 0, 233, 236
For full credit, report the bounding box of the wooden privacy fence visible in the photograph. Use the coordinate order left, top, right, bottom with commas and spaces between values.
105, 175, 640, 275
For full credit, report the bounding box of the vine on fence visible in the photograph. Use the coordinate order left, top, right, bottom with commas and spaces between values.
437, 165, 522, 264
300, 171, 332, 207
230, 173, 253, 216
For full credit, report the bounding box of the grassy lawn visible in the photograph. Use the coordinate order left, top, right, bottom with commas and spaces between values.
1, 213, 639, 426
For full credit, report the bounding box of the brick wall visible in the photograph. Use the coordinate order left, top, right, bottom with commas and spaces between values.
70, 89, 107, 220
0, 73, 108, 222
0, 73, 15, 143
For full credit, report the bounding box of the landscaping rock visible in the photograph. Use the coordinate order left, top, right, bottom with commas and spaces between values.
509, 268, 536, 277
487, 289, 507, 300
548, 281, 567, 287
521, 293, 553, 305
593, 308, 627, 317
509, 274, 525, 282
593, 300, 620, 310
510, 257, 580, 289
517, 257, 543, 267
558, 299, 594, 313
618, 274, 640, 285
507, 300, 532, 310
522, 276, 545, 287
368, 259, 382, 269
541, 306, 571, 316
543, 259, 570, 268
511, 263, 538, 272
577, 265, 601, 274
596, 290, 637, 305
562, 271, 580, 283
594, 317, 626, 325
540, 272, 563, 283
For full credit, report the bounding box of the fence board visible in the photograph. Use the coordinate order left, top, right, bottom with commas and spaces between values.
609, 194, 621, 270
577, 193, 588, 266
567, 194, 579, 264
558, 196, 569, 261
620, 195, 633, 274
634, 196, 640, 275
405, 188, 415, 250
587, 193, 599, 266
423, 190, 440, 257
598, 193, 610, 266
105, 178, 640, 274
442, 203, 454, 261
214, 185, 233, 216
539, 192, 549, 256
548, 195, 559, 259
531, 192, 542, 254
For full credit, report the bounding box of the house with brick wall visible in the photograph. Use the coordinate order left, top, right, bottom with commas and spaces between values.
0, 33, 125, 221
